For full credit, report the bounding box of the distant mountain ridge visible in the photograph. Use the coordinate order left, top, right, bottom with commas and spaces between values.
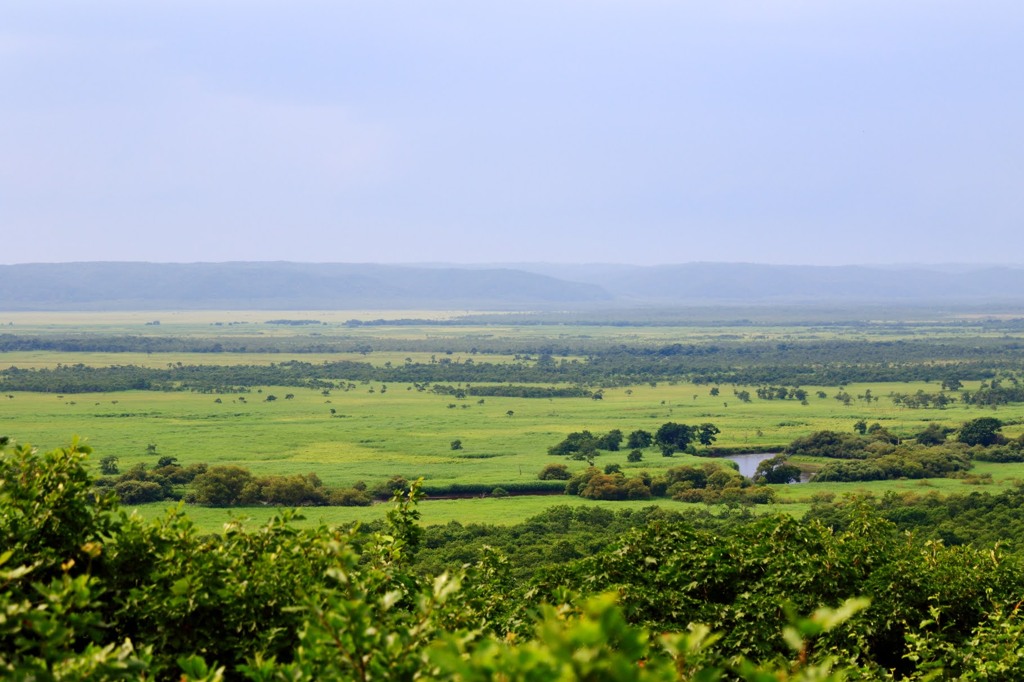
0, 262, 609, 311
1, 261, 1022, 310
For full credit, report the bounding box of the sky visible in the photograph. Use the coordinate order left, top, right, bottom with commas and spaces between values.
2, 1, 1022, 266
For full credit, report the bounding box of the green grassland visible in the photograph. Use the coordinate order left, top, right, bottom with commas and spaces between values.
128, 495, 762, 530
5, 377, 1024, 530
5, 378, 1021, 484
4, 310, 1024, 531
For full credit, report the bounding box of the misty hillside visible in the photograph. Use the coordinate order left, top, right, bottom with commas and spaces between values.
509, 263, 1024, 304
1, 261, 1023, 310
0, 263, 609, 311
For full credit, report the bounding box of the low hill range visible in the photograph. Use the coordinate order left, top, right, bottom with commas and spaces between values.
1, 261, 1023, 311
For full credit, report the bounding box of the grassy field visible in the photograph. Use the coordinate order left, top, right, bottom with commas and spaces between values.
4, 310, 1024, 530
5, 379, 1021, 484
126, 495, 769, 531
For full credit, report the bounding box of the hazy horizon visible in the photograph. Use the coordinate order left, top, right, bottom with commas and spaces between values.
3, 259, 1024, 270
4, 2, 1022, 266
4, 259, 1024, 272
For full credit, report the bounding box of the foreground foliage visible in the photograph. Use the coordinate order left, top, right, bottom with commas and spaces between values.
4, 437, 1024, 680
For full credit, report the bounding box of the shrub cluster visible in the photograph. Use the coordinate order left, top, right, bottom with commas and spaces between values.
563, 463, 775, 504
791, 418, 1022, 483
97, 459, 374, 507
186, 466, 373, 507
93, 457, 206, 504
970, 441, 1024, 463
812, 445, 972, 482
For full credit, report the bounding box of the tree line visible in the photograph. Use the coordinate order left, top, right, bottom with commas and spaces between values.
3, 336, 1024, 393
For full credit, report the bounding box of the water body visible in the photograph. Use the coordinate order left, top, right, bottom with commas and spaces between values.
725, 453, 809, 483
726, 452, 777, 478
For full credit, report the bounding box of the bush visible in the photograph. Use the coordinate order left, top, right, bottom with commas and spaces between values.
113, 479, 165, 504
579, 473, 628, 500
258, 474, 328, 506
190, 465, 254, 506
327, 487, 373, 506
564, 467, 600, 496
538, 463, 572, 480
371, 475, 409, 500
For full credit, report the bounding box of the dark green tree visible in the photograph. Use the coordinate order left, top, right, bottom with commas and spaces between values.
596, 429, 623, 451
958, 417, 1005, 447
696, 423, 720, 447
626, 430, 653, 449
754, 455, 802, 484
655, 422, 694, 452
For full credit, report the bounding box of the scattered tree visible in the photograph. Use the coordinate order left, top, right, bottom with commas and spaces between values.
99, 455, 120, 476
626, 429, 653, 449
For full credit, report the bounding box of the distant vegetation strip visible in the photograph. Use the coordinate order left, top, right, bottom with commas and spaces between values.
3, 340, 1024, 392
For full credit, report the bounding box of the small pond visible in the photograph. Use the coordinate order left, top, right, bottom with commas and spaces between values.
724, 452, 810, 482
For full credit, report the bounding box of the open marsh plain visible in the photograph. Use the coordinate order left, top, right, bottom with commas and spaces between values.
3, 310, 1024, 530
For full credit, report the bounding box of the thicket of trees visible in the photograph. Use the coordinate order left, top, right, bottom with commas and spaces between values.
811, 446, 973, 483
547, 423, 720, 462
6, 437, 1024, 679
562, 463, 776, 504
785, 418, 1024, 483
93, 459, 374, 507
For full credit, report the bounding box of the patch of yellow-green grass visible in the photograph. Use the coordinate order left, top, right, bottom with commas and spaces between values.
128, 495, 804, 535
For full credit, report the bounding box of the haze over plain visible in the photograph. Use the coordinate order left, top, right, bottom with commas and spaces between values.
2, 1, 1022, 266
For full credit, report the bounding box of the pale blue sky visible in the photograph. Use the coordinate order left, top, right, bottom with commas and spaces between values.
2, 1, 1022, 265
